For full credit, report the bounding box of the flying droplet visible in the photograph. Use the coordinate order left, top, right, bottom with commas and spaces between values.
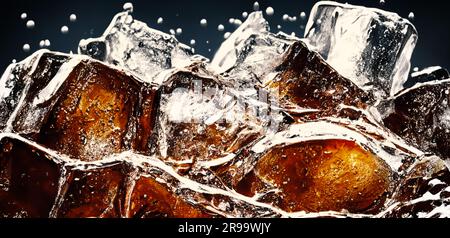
408, 12, 415, 20
45, 39, 51, 47
176, 28, 182, 35
23, 44, 30, 52
61, 26, 69, 34
26, 20, 35, 29
291, 32, 296, 37
234, 19, 242, 26
242, 12, 248, 18
217, 24, 225, 31
190, 39, 196, 45
12, 59, 17, 63
206, 40, 210, 44
380, 0, 386, 5
70, 14, 77, 22
300, 12, 307, 20
289, 16, 297, 22
266, 7, 274, 16
169, 29, 175, 35
39, 40, 45, 48
282, 14, 289, 21
413, 67, 419, 72
157, 17, 163, 24
228, 18, 235, 24
224, 32, 231, 39
253, 1, 260, 11
20, 13, 27, 20
123, 2, 134, 13
277, 25, 282, 29
200, 19, 207, 27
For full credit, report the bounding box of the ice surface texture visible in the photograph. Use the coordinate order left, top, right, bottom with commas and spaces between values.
304, 1, 418, 99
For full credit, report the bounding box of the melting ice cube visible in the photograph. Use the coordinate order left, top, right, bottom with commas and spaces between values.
304, 1, 418, 99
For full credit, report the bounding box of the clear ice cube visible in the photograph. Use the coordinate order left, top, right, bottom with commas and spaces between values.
304, 1, 418, 99
78, 11, 193, 84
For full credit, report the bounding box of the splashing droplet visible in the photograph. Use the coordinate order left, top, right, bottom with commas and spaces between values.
39, 40, 45, 48
61, 26, 69, 34
70, 14, 77, 22
157, 17, 163, 24
200, 19, 207, 27
266, 7, 274, 16
20, 13, 27, 20
217, 24, 224, 31
190, 39, 196, 46
380, 0, 386, 5
300, 12, 307, 20
242, 12, 248, 18
253, 1, 260, 11
408, 12, 415, 20
176, 28, 182, 35
224, 32, 231, 39
26, 20, 35, 29
123, 2, 134, 13
44, 39, 51, 47
413, 67, 419, 72
169, 29, 175, 35
23, 44, 30, 52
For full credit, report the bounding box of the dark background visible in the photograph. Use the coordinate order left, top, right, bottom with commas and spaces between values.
0, 0, 449, 73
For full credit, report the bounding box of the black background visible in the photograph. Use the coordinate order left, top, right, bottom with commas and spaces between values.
0, 0, 449, 74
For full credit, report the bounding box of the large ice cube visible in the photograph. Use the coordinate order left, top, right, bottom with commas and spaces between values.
78, 11, 193, 84
304, 1, 418, 98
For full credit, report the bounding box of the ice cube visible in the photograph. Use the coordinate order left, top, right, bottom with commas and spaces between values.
2, 51, 159, 162
383, 78, 450, 158
78, 12, 193, 84
304, 1, 418, 99
0, 136, 61, 218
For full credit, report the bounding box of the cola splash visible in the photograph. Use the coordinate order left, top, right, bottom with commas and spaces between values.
1, 1, 450, 218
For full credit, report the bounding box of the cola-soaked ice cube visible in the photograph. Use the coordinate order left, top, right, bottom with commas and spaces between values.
211, 12, 297, 87
157, 64, 269, 168
0, 50, 68, 131
128, 175, 210, 218
403, 66, 450, 89
385, 156, 450, 218
79, 12, 193, 84
0, 136, 61, 218
5, 51, 159, 161
383, 79, 450, 158
304, 1, 418, 99
267, 41, 373, 116
55, 163, 130, 218
217, 122, 398, 214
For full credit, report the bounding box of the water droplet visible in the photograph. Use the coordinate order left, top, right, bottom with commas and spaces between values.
157, 17, 163, 24
39, 40, 45, 48
44, 39, 51, 47
176, 28, 182, 35
380, 0, 386, 5
408, 12, 415, 20
190, 39, 196, 45
26, 20, 35, 29
242, 12, 248, 18
200, 19, 207, 27
291, 32, 296, 37
20, 13, 27, 20
300, 12, 307, 20
61, 26, 69, 34
224, 32, 231, 39
206, 40, 210, 44
23, 44, 30, 52
208, 48, 211, 52
413, 67, 419, 72
228, 18, 235, 24
266, 7, 274, 16
123, 2, 134, 13
233, 19, 242, 26
282, 14, 289, 21
217, 24, 224, 31
253, 1, 259, 11
169, 29, 175, 35
12, 59, 16, 63
277, 25, 282, 29
70, 14, 77, 22
289, 16, 297, 22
